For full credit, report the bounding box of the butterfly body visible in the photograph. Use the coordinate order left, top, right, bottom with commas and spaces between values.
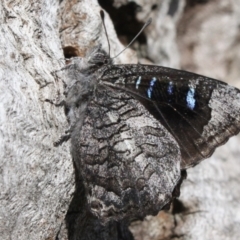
61, 46, 240, 222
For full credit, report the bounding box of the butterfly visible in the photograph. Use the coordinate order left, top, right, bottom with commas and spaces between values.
57, 13, 240, 224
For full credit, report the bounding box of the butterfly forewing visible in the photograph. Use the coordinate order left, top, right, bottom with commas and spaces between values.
100, 64, 240, 168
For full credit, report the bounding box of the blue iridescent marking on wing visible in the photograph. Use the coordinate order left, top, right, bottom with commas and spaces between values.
135, 76, 142, 89
186, 87, 196, 110
147, 77, 157, 99
167, 81, 173, 95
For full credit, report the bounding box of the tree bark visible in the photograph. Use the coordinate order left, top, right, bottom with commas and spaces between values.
0, 1, 74, 239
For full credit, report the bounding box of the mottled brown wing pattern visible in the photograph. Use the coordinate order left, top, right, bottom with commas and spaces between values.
75, 84, 181, 222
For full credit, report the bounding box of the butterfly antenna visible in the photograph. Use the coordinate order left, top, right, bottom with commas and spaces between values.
100, 10, 111, 57
112, 18, 152, 59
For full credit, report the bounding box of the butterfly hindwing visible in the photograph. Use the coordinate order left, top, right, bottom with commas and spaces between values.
74, 84, 181, 222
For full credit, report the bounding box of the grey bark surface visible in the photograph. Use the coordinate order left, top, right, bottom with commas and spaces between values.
1, 0, 240, 239
0, 1, 74, 239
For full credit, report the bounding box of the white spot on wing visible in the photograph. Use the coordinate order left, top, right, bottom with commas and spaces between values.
167, 81, 173, 95
135, 76, 141, 89
147, 77, 157, 99
186, 87, 196, 110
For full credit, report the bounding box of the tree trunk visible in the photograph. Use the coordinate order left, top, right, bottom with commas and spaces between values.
0, 0, 74, 239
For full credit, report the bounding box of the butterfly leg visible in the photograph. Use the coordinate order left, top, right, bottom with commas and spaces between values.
45, 98, 71, 146
45, 98, 65, 107
54, 132, 71, 146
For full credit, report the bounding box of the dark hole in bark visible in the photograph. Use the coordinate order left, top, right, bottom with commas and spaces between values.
151, 4, 158, 11
172, 198, 188, 214
63, 46, 80, 58
98, 0, 146, 47
186, 0, 209, 7
168, 0, 179, 16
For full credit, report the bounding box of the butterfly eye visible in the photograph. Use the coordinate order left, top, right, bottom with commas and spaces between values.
88, 49, 110, 66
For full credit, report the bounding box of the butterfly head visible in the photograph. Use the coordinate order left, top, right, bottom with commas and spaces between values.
87, 45, 112, 67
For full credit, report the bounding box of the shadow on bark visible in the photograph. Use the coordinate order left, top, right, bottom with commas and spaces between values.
65, 162, 134, 240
